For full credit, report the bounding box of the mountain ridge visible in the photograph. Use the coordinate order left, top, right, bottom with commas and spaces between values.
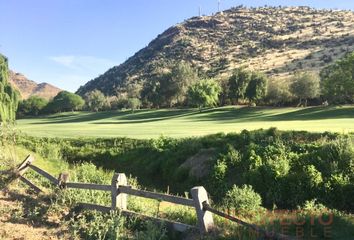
9, 70, 62, 100
77, 6, 354, 96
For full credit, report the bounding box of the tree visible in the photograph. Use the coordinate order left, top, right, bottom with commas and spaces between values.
290, 72, 320, 106
0, 54, 19, 123
126, 82, 142, 99
245, 72, 268, 104
228, 68, 252, 104
141, 62, 198, 108
170, 61, 198, 104
45, 91, 84, 113
187, 79, 221, 111
266, 81, 292, 106
17, 96, 48, 116
141, 71, 167, 108
84, 90, 107, 112
126, 98, 141, 113
320, 52, 354, 104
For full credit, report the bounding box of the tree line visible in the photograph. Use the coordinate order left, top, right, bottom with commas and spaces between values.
17, 52, 354, 117
0, 54, 19, 124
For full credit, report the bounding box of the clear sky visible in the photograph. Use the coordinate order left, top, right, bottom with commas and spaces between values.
1, 0, 354, 92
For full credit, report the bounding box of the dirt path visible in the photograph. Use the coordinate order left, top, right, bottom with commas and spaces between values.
0, 190, 69, 240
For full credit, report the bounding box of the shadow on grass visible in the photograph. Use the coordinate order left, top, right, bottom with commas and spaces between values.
32, 109, 202, 125
191, 106, 354, 123
27, 106, 354, 125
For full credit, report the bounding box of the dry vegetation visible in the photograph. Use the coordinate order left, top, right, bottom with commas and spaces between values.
78, 6, 354, 95
9, 71, 62, 100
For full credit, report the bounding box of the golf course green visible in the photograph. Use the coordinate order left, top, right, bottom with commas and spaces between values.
16, 105, 354, 139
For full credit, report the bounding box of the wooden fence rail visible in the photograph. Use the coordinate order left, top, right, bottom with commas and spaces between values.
2, 155, 296, 239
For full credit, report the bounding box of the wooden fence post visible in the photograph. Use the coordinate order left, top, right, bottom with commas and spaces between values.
17, 155, 34, 176
191, 186, 214, 234
58, 173, 69, 189
111, 173, 127, 210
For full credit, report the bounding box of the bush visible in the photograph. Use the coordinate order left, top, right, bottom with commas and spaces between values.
223, 184, 262, 212
70, 211, 126, 240
134, 221, 168, 240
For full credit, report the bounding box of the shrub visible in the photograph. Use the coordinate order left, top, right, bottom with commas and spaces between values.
223, 184, 262, 212
70, 211, 127, 240
134, 221, 168, 240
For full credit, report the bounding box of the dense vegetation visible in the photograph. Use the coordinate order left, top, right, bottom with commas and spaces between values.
17, 129, 354, 213
0, 54, 19, 123
320, 52, 354, 104
2, 127, 353, 239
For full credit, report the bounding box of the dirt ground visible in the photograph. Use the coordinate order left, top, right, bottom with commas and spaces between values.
0, 190, 69, 240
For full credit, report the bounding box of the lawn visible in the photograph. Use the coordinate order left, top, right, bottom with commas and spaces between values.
16, 105, 354, 139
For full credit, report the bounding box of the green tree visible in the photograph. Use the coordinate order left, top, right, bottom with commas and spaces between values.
126, 98, 141, 113
45, 91, 84, 113
320, 52, 354, 104
17, 96, 48, 116
245, 72, 268, 104
142, 71, 167, 108
187, 79, 221, 111
84, 90, 107, 112
170, 61, 198, 104
228, 68, 252, 104
142, 62, 198, 108
290, 72, 320, 106
266, 81, 292, 106
0, 54, 20, 123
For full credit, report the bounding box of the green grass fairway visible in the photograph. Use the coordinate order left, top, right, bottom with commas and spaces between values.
16, 106, 354, 139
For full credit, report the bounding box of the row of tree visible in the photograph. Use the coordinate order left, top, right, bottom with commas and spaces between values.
17, 52, 354, 116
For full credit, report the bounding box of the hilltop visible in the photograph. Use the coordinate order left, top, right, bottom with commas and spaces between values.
77, 6, 354, 96
9, 70, 62, 100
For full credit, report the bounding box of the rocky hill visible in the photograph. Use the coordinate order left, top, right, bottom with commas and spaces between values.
9, 71, 62, 100
77, 6, 354, 96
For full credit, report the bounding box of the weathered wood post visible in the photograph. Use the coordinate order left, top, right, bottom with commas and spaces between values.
17, 155, 34, 176
111, 173, 127, 210
15, 155, 42, 193
58, 173, 69, 189
191, 186, 214, 234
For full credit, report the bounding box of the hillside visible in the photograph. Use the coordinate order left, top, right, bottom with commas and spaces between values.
9, 70, 62, 100
77, 6, 354, 96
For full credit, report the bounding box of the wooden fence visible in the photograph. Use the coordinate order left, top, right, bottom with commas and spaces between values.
8, 155, 212, 234
4, 155, 295, 239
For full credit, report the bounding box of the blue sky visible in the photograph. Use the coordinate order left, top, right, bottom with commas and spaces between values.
1, 0, 354, 92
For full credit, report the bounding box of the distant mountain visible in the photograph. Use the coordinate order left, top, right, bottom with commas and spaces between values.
77, 6, 354, 96
9, 70, 62, 100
